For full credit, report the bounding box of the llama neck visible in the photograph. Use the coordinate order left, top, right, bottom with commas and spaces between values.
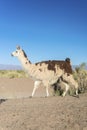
18, 56, 31, 70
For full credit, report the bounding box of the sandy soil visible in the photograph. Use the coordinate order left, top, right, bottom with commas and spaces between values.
0, 78, 47, 98
0, 78, 87, 130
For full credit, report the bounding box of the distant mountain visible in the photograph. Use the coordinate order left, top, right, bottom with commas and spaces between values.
0, 64, 22, 70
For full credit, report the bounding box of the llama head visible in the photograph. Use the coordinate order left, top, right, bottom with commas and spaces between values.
11, 46, 27, 58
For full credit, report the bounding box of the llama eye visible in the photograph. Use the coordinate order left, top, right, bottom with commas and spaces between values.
16, 51, 18, 53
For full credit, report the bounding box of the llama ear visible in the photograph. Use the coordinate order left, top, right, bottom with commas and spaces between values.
16, 45, 20, 50
65, 58, 70, 63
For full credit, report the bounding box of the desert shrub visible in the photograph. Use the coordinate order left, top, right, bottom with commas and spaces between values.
73, 63, 87, 93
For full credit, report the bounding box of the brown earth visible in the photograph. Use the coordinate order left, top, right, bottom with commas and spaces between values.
0, 78, 87, 130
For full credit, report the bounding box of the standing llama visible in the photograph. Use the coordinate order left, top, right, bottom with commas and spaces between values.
11, 46, 78, 97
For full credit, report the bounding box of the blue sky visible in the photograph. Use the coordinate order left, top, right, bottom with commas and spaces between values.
0, 0, 87, 65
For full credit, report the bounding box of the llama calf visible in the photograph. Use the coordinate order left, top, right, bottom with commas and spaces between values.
11, 46, 78, 97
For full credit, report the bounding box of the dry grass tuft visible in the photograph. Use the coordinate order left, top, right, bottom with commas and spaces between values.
0, 70, 28, 78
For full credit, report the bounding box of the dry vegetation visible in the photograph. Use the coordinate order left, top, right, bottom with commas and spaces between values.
0, 70, 28, 78
73, 63, 87, 93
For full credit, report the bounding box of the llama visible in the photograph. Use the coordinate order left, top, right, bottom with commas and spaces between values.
11, 46, 78, 97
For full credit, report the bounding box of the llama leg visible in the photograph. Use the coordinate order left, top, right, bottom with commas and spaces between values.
43, 81, 49, 97
75, 82, 79, 97
76, 89, 78, 95
62, 82, 70, 97
69, 77, 79, 96
32, 81, 41, 97
46, 86, 49, 97
66, 75, 79, 96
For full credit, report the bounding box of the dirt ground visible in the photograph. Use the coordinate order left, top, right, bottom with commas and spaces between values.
0, 78, 87, 130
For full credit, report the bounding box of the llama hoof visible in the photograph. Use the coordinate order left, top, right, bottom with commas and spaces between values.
29, 96, 32, 98
0, 99, 7, 104
61, 95, 65, 97
45, 95, 49, 98
72, 95, 79, 98
76, 95, 79, 98
62, 94, 66, 97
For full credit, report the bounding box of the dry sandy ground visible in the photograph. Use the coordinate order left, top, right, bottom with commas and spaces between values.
0, 78, 87, 130
0, 78, 48, 99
